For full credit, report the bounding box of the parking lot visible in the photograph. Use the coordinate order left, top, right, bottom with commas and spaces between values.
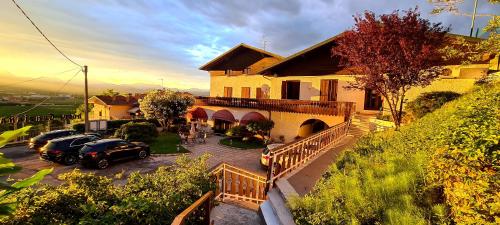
1, 136, 266, 186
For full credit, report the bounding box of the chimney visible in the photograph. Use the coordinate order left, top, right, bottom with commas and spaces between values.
127, 93, 132, 103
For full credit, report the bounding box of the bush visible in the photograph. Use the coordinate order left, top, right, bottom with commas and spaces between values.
114, 122, 158, 143
406, 91, 461, 118
225, 125, 251, 138
3, 154, 214, 225
72, 123, 85, 133
289, 82, 499, 225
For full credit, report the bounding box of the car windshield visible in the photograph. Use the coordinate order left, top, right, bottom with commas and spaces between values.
80, 145, 95, 154
262, 147, 270, 155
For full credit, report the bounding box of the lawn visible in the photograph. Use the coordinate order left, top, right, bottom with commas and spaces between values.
149, 132, 189, 154
219, 137, 266, 149
0, 104, 78, 117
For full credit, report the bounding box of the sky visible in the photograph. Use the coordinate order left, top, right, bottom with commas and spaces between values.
0, 0, 498, 91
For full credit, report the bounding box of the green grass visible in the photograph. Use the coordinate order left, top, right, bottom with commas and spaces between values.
219, 137, 266, 149
0, 105, 78, 117
149, 132, 189, 154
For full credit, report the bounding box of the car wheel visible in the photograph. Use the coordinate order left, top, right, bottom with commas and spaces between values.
138, 150, 148, 159
63, 155, 77, 165
97, 159, 109, 169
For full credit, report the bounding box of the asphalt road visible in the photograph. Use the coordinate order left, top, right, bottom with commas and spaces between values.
0, 144, 176, 185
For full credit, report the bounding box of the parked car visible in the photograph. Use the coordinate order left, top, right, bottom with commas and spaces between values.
29, 130, 78, 151
39, 134, 101, 165
79, 139, 150, 169
260, 143, 285, 169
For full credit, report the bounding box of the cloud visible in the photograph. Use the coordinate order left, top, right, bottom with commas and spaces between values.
0, 0, 498, 91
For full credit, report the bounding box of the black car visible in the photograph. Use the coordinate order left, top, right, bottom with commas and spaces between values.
39, 134, 101, 165
79, 139, 150, 169
29, 130, 78, 151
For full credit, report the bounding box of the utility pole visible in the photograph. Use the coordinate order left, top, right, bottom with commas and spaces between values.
469, 0, 478, 37
83, 65, 89, 133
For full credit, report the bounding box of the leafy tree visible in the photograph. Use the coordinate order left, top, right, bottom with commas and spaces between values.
429, 0, 500, 63
246, 119, 274, 140
0, 127, 52, 217
74, 103, 93, 118
101, 89, 120, 97
139, 90, 194, 131
333, 8, 448, 129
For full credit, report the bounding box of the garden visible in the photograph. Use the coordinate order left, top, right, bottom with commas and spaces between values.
219, 119, 274, 149
289, 81, 499, 224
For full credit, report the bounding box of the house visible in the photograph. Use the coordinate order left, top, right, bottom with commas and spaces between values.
88, 94, 144, 120
188, 34, 495, 142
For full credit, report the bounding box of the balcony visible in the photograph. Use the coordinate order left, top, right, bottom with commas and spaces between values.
194, 97, 356, 117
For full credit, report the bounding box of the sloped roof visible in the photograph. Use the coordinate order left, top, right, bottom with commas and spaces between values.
199, 43, 283, 71
89, 95, 140, 106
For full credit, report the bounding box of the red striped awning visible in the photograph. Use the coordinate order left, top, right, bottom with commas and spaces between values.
240, 112, 266, 125
186, 108, 208, 121
212, 109, 236, 122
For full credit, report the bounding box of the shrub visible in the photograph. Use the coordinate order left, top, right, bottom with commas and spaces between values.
114, 122, 158, 143
247, 119, 274, 139
289, 82, 499, 225
3, 154, 214, 225
406, 91, 461, 118
72, 123, 85, 133
225, 125, 250, 138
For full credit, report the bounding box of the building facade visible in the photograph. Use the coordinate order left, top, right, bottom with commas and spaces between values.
189, 35, 495, 143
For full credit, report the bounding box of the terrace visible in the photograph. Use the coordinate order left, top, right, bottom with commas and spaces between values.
194, 96, 356, 117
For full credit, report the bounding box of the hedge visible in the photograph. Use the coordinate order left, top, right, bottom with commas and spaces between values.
406, 91, 461, 118
114, 122, 158, 143
289, 82, 499, 225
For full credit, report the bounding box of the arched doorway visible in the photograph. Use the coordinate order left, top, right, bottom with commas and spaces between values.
212, 109, 236, 134
298, 119, 328, 138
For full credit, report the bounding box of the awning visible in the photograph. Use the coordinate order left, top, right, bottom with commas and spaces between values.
212, 109, 236, 122
186, 108, 208, 121
240, 112, 266, 125
127, 107, 140, 113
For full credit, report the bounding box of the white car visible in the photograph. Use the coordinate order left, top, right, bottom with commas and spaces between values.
260, 143, 285, 168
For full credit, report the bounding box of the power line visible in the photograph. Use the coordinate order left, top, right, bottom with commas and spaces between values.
0, 67, 80, 89
11, 0, 83, 68
15, 69, 81, 116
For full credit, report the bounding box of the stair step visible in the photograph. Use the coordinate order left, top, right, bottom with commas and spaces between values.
258, 201, 280, 225
259, 189, 296, 225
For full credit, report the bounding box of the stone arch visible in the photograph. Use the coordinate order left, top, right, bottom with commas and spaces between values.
298, 118, 329, 138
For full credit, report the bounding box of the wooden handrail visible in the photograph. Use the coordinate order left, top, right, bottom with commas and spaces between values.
171, 191, 213, 225
212, 163, 267, 204
266, 119, 351, 190
194, 96, 356, 117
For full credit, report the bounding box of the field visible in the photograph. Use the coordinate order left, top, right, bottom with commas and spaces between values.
0, 104, 78, 117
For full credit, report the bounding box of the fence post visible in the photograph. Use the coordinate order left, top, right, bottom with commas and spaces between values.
222, 164, 226, 202
265, 153, 275, 194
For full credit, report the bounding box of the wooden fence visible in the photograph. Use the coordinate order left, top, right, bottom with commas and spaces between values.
171, 191, 213, 225
195, 97, 356, 117
266, 120, 351, 189
212, 163, 267, 204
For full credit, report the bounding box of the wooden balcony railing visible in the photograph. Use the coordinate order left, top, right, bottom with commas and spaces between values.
212, 163, 267, 204
266, 119, 351, 190
195, 97, 355, 117
171, 191, 213, 225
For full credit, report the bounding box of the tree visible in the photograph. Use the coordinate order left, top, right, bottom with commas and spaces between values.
139, 90, 194, 131
0, 127, 52, 217
102, 89, 120, 97
247, 119, 274, 141
429, 0, 499, 63
333, 8, 448, 129
74, 103, 93, 119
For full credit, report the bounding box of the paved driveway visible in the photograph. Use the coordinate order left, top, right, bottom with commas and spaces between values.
0, 136, 266, 185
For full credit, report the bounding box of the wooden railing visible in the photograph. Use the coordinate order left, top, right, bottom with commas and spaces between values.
212, 163, 267, 204
266, 120, 351, 189
171, 191, 213, 225
195, 97, 356, 117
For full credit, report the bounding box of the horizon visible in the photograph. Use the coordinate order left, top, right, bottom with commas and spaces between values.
1, 0, 498, 93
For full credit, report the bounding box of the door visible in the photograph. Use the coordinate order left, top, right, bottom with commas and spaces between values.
224, 87, 233, 97
320, 79, 338, 101
281, 81, 300, 100
364, 89, 383, 110
256, 87, 263, 99
241, 87, 251, 98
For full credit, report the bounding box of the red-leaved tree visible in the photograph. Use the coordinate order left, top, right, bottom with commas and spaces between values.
333, 8, 448, 129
